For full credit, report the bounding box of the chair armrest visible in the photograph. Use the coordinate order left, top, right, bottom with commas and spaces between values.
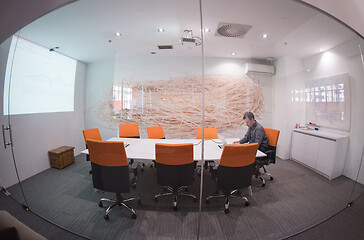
264, 150, 275, 160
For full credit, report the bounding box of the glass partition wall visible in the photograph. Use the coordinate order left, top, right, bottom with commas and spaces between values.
1, 0, 364, 239
199, 0, 364, 239
0, 30, 29, 207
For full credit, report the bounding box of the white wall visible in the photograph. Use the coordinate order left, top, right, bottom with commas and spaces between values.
274, 39, 364, 184
303, 39, 364, 183
273, 56, 306, 159
84, 60, 115, 139
0, 37, 86, 188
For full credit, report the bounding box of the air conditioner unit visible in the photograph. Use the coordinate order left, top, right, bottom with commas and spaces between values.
245, 63, 275, 75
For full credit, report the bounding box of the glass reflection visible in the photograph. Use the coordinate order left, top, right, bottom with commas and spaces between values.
0, 0, 364, 239
200, 0, 364, 239
0, 31, 28, 206
8, 0, 204, 239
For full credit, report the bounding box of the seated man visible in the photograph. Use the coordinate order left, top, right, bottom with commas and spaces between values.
233, 112, 269, 178
233, 111, 269, 153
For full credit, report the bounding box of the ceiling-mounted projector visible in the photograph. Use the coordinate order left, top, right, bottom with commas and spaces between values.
180, 30, 201, 46
180, 37, 196, 45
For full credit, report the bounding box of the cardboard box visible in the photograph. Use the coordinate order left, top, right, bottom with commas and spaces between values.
48, 146, 75, 169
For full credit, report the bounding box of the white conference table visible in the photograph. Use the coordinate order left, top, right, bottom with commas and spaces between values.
81, 137, 266, 163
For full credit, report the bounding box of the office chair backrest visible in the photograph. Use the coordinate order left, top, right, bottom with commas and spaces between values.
87, 139, 130, 193
82, 128, 102, 145
155, 143, 194, 187
196, 127, 218, 139
155, 143, 193, 165
264, 128, 280, 147
147, 126, 165, 139
119, 124, 140, 138
217, 143, 258, 190
263, 128, 280, 164
219, 143, 258, 167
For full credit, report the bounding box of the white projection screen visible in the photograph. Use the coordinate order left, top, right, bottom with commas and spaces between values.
3, 36, 77, 115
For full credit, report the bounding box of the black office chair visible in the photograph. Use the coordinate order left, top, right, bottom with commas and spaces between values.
255, 128, 280, 187
119, 123, 144, 187
154, 143, 197, 210
87, 139, 141, 220
206, 143, 258, 214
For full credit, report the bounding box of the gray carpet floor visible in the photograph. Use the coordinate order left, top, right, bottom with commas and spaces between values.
3, 154, 364, 240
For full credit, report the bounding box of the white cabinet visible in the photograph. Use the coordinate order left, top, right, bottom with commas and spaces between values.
315, 139, 336, 177
291, 129, 349, 180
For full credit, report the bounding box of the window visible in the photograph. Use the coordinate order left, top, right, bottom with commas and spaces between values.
112, 85, 133, 116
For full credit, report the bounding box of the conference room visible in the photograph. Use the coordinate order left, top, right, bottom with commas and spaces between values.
1, 0, 364, 239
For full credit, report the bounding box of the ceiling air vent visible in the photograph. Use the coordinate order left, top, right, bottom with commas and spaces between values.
158, 45, 173, 49
215, 22, 252, 38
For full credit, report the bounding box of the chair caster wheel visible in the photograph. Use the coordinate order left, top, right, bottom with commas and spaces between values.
262, 183, 265, 187
104, 215, 109, 220
206, 199, 210, 205
132, 185, 136, 189
132, 214, 137, 219
270, 176, 274, 181
224, 208, 230, 214
99, 201, 103, 207
173, 206, 178, 211
154, 198, 158, 202
245, 201, 250, 206
138, 199, 142, 205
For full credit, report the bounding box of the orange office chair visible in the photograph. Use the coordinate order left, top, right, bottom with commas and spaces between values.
154, 143, 197, 210
196, 127, 218, 173
83, 128, 102, 142
119, 123, 144, 173
119, 124, 140, 138
206, 143, 258, 214
196, 127, 218, 139
82, 128, 102, 174
147, 126, 165, 139
87, 139, 141, 220
255, 128, 280, 187
147, 126, 165, 169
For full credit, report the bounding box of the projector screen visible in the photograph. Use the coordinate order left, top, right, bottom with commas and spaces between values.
3, 36, 77, 115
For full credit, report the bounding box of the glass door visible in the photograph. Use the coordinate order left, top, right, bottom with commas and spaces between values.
0, 30, 29, 208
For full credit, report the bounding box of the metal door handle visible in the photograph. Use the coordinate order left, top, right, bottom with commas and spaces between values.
2, 125, 12, 149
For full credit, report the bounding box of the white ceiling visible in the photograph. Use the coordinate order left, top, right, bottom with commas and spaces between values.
16, 0, 357, 64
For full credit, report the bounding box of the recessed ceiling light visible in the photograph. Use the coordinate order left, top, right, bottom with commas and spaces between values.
306, 69, 311, 72
203, 28, 210, 32
231, 52, 236, 56
158, 28, 165, 32
261, 33, 268, 39
115, 32, 121, 37
319, 48, 324, 52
